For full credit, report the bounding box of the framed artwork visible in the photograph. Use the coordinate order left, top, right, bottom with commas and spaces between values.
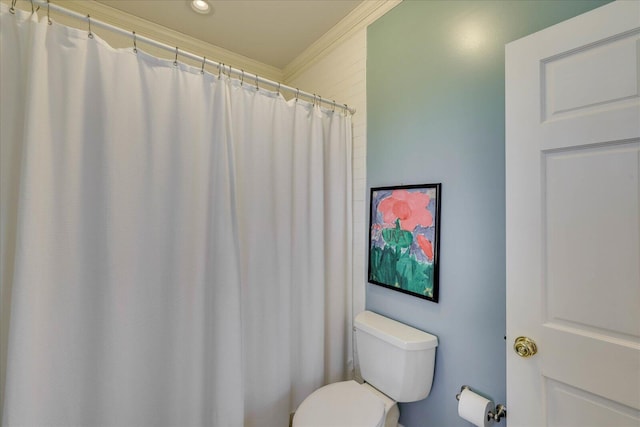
368, 183, 441, 302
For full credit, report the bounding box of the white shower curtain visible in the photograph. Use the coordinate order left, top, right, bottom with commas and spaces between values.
0, 6, 352, 426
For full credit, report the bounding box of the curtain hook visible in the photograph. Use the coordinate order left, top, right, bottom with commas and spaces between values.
200, 56, 206, 74
318, 95, 323, 108
87, 15, 94, 39
344, 103, 349, 114
132, 31, 137, 53
255, 73, 259, 91
332, 100, 336, 112
218, 63, 223, 79
173, 47, 178, 66
240, 69, 244, 86
276, 83, 281, 96
9, 0, 16, 14
47, 0, 52, 25
295, 88, 299, 102
30, 0, 40, 15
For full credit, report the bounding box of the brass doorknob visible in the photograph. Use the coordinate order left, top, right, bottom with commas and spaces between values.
514, 336, 537, 357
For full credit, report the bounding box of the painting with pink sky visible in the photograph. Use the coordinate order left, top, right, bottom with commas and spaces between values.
368, 184, 441, 302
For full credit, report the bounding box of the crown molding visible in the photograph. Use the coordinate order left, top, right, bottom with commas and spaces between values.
49, 1, 283, 81
282, 0, 401, 83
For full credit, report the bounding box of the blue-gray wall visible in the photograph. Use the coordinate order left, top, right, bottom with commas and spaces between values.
366, 1, 611, 426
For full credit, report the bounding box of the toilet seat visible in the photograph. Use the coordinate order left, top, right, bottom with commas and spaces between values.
293, 380, 386, 427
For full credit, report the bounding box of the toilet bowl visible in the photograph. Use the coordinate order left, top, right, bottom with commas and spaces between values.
293, 380, 399, 427
293, 311, 438, 427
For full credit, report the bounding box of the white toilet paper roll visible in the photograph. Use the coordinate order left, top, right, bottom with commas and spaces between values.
457, 388, 495, 427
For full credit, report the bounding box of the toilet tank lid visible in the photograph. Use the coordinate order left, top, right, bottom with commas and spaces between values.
355, 311, 438, 351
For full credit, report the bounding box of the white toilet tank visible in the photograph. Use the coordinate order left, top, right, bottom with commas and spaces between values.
355, 311, 438, 403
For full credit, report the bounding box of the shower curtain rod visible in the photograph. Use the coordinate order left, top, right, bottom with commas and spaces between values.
18, 0, 356, 115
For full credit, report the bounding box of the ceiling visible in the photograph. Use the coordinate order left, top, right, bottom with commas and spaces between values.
94, 0, 363, 69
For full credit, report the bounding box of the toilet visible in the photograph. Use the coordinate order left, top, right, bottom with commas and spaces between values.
293, 310, 438, 427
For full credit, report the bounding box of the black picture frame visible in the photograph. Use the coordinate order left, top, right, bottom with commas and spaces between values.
368, 183, 441, 302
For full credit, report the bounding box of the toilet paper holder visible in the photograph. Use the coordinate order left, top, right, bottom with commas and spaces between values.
456, 385, 507, 423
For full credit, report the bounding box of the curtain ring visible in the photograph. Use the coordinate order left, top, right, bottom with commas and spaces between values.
295, 88, 300, 102
200, 56, 206, 74
173, 47, 178, 66
332, 100, 336, 112
276, 83, 281, 96
318, 95, 323, 108
9, 0, 16, 14
218, 63, 223, 79
344, 104, 349, 114
87, 14, 94, 39
132, 31, 137, 53
240, 69, 244, 86
255, 73, 259, 91
29, 0, 40, 14
47, 0, 52, 25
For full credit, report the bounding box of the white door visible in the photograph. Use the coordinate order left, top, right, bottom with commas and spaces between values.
506, 1, 640, 426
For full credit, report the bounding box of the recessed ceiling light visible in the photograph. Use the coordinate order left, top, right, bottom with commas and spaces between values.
190, 0, 211, 14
